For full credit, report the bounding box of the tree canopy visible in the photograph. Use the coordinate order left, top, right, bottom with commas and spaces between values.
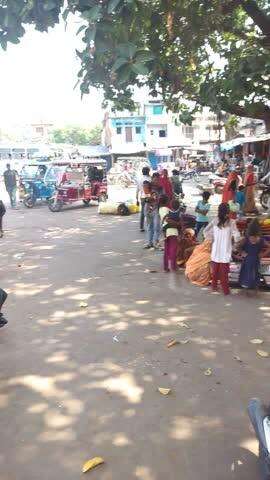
51, 125, 102, 145
1, 1, 270, 127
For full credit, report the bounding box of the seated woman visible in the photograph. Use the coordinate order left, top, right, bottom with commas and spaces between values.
177, 228, 197, 267
185, 238, 212, 286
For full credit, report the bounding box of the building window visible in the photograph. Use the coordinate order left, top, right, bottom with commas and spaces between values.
153, 105, 163, 115
150, 130, 154, 135
116, 127, 122, 134
159, 129, 166, 137
182, 126, 194, 139
135, 126, 141, 134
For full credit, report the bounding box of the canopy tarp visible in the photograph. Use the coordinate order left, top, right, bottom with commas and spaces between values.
221, 133, 270, 152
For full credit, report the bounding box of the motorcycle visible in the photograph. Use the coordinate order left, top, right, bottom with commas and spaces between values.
260, 185, 270, 210
180, 169, 200, 183
248, 398, 270, 479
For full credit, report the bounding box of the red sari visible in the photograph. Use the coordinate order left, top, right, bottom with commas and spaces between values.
160, 176, 173, 200
222, 172, 238, 203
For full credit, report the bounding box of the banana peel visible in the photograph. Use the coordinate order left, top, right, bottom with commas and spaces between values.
167, 339, 179, 348
257, 350, 269, 358
82, 457, 104, 473
158, 387, 171, 395
80, 302, 88, 308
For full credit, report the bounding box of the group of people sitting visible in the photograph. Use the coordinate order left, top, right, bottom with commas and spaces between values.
137, 164, 270, 296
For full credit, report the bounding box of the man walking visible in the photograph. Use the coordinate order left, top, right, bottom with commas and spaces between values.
4, 164, 17, 208
136, 166, 151, 232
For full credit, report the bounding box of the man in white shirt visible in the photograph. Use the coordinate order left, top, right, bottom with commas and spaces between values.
136, 166, 151, 232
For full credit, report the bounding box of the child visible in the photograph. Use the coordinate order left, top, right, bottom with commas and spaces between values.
0, 288, 8, 328
171, 169, 183, 197
204, 203, 240, 295
162, 199, 181, 234
159, 196, 181, 271
227, 180, 240, 219
144, 190, 160, 249
195, 191, 211, 236
236, 185, 245, 216
0, 200, 6, 238
238, 219, 270, 292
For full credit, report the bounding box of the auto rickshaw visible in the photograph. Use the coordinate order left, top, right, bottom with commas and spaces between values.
48, 159, 108, 212
19, 162, 57, 207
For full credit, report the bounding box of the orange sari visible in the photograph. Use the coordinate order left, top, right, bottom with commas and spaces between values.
185, 240, 212, 286
244, 169, 256, 213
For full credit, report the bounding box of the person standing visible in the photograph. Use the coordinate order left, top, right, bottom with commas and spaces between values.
204, 203, 240, 295
244, 164, 257, 214
221, 170, 239, 204
159, 196, 181, 271
195, 191, 211, 236
160, 169, 173, 202
4, 164, 17, 208
0, 200, 6, 238
144, 190, 160, 249
238, 219, 270, 293
171, 169, 183, 198
0, 288, 8, 328
136, 166, 151, 232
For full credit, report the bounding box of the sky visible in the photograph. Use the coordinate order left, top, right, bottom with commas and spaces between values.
0, 18, 104, 130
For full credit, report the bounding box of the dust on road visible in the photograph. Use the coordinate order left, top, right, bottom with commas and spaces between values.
0, 202, 269, 480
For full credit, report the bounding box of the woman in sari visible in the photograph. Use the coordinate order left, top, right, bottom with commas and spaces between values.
185, 239, 212, 286
222, 171, 239, 204
244, 165, 257, 214
177, 228, 197, 267
160, 169, 173, 201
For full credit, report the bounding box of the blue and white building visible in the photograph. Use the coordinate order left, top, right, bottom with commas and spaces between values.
103, 99, 225, 161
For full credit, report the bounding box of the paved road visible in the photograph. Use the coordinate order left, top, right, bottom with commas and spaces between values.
0, 190, 269, 480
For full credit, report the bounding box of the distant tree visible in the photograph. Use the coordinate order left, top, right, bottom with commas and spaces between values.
51, 125, 102, 145
223, 115, 240, 140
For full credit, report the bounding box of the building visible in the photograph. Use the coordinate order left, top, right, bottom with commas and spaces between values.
30, 122, 54, 142
238, 118, 266, 137
103, 99, 225, 163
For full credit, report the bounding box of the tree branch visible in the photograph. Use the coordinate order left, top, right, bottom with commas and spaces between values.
242, 0, 270, 37
220, 101, 270, 123
222, 0, 270, 42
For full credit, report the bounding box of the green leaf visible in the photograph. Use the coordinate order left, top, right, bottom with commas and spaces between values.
62, 8, 70, 23
0, 38, 7, 51
108, 0, 122, 14
131, 62, 149, 75
43, 0, 56, 11
82, 5, 102, 22
135, 51, 155, 64
77, 25, 86, 36
112, 57, 129, 71
118, 42, 137, 59
84, 26, 97, 43
118, 65, 132, 84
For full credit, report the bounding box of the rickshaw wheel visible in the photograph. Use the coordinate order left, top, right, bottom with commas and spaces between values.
98, 194, 107, 203
260, 192, 270, 210
83, 199, 91, 206
23, 196, 36, 208
48, 199, 63, 212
